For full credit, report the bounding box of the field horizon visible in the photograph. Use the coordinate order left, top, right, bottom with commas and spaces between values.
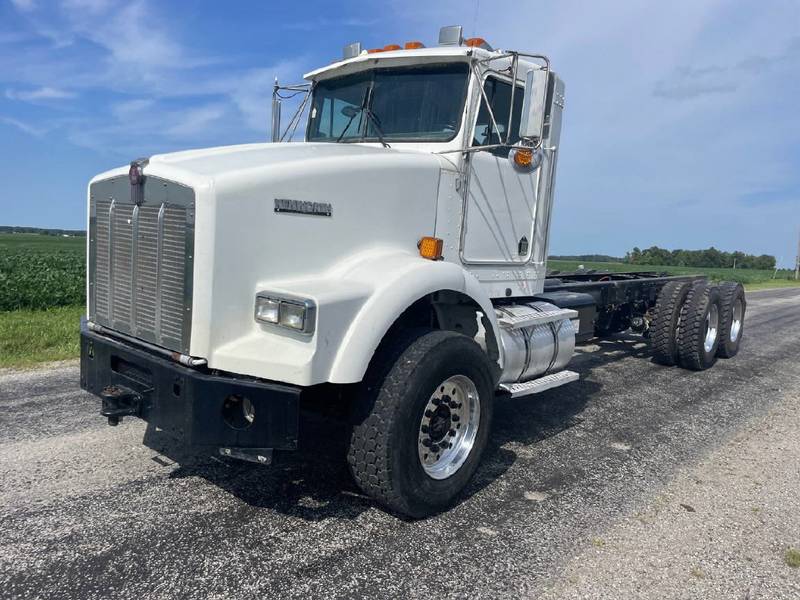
1, 233, 798, 368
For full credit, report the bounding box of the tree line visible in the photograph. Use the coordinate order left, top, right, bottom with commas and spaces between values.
0, 226, 85, 237
625, 246, 776, 270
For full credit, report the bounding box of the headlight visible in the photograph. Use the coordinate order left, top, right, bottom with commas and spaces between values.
254, 294, 316, 335
279, 301, 306, 330
254, 297, 279, 324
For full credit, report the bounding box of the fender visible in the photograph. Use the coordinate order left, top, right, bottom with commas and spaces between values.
326, 249, 504, 384
208, 248, 503, 387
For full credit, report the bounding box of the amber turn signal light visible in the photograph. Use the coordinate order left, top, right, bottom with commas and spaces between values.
513, 148, 533, 168
418, 236, 444, 260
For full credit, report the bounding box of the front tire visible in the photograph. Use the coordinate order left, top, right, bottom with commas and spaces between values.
347, 329, 495, 518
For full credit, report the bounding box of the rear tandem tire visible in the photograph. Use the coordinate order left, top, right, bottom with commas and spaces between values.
716, 281, 746, 358
676, 281, 722, 371
650, 280, 693, 366
347, 329, 495, 519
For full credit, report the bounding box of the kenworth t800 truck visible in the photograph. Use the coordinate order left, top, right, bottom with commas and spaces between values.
80, 26, 746, 518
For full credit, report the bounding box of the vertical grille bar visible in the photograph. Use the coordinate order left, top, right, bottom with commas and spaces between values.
130, 204, 140, 335
155, 202, 165, 345
89, 175, 195, 354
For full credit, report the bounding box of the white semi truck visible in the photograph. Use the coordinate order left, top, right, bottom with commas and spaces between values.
80, 26, 746, 518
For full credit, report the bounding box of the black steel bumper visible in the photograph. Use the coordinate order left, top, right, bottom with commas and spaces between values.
80, 327, 299, 452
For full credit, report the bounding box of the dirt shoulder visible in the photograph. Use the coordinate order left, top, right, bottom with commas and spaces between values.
542, 388, 800, 599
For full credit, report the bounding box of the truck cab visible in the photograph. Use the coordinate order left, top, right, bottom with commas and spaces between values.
80, 26, 744, 518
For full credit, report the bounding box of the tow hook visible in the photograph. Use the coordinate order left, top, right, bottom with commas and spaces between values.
100, 385, 142, 426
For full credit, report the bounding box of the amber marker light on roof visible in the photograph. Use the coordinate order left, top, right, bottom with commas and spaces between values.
404, 41, 425, 49
418, 237, 444, 260
465, 37, 488, 47
383, 44, 402, 51
367, 48, 385, 54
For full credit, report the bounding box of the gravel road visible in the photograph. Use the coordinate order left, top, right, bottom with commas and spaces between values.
1, 288, 798, 599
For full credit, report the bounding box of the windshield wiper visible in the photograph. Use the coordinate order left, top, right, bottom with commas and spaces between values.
336, 86, 370, 143
363, 107, 390, 148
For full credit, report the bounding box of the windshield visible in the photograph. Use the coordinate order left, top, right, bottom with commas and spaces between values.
307, 63, 470, 143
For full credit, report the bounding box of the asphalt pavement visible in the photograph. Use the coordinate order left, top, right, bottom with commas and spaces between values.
1, 287, 798, 599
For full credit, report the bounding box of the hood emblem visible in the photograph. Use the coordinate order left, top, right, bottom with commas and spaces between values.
129, 157, 149, 205
274, 198, 332, 217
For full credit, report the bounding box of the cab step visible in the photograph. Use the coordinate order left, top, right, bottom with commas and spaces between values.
497, 308, 578, 330
498, 370, 579, 398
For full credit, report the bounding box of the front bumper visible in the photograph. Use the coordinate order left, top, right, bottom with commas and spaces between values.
80, 325, 300, 452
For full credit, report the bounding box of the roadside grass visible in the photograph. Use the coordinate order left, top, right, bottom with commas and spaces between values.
0, 305, 83, 369
785, 548, 800, 568
547, 260, 800, 291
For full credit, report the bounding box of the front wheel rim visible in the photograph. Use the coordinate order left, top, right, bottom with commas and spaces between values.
418, 375, 480, 480
704, 303, 719, 353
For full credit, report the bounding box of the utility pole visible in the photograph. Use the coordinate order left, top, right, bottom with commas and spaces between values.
795, 227, 800, 281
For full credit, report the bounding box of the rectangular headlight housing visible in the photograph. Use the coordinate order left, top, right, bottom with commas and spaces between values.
254, 294, 316, 335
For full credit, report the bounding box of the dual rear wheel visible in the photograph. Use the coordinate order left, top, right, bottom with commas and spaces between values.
651, 279, 745, 370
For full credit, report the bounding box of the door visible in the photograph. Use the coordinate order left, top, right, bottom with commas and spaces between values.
461, 77, 539, 264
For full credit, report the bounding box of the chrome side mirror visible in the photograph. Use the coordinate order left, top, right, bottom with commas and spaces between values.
518, 68, 548, 141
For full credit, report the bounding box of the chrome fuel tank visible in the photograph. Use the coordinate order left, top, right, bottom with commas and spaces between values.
496, 301, 576, 384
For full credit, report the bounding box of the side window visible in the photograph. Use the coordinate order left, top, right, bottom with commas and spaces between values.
472, 77, 524, 156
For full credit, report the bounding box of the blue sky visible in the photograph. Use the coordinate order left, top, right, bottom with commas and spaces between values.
1, 0, 798, 266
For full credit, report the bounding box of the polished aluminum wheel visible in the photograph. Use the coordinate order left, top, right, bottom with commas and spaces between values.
417, 375, 480, 480
730, 298, 743, 342
704, 303, 720, 353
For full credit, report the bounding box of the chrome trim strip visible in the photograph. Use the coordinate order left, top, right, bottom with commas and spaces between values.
87, 321, 207, 367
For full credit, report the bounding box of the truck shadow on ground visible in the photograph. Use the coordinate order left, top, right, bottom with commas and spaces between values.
142, 343, 628, 522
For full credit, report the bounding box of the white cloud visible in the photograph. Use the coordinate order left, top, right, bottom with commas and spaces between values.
10, 0, 36, 12
165, 104, 227, 138
6, 86, 76, 101
0, 116, 47, 136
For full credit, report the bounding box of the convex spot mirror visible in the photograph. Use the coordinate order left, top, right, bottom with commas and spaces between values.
518, 68, 548, 141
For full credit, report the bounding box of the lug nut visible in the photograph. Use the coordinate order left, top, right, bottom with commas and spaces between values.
449, 429, 456, 436
432, 398, 441, 406
421, 425, 429, 434
425, 409, 433, 418
452, 415, 460, 422
422, 438, 432, 447
430, 443, 439, 452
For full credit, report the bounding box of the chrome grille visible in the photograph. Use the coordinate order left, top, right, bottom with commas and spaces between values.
89, 175, 195, 354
